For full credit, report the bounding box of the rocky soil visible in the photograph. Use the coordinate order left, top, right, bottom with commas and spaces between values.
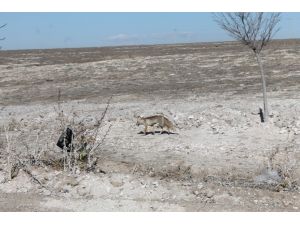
0, 40, 299, 211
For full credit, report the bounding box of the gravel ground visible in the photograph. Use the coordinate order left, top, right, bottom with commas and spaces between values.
0, 40, 299, 211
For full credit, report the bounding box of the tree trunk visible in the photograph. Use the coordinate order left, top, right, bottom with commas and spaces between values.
255, 52, 269, 122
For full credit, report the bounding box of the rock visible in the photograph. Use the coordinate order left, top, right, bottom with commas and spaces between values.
283, 200, 292, 207
152, 181, 159, 188
182, 182, 192, 186
188, 115, 194, 120
190, 165, 202, 178
43, 189, 51, 196
212, 119, 218, 123
0, 173, 7, 183
254, 168, 282, 185
10, 163, 20, 180
206, 190, 214, 198
61, 185, 70, 193
192, 183, 205, 197
110, 175, 124, 187
292, 127, 299, 135
17, 187, 28, 193
77, 186, 90, 196
193, 190, 200, 196
212, 127, 219, 134
148, 171, 155, 177
64, 176, 79, 187
141, 183, 147, 188
96, 168, 107, 174
110, 180, 124, 187
279, 129, 287, 134
197, 183, 204, 190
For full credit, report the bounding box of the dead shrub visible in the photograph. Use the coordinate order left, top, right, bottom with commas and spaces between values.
265, 144, 299, 191
53, 93, 112, 173
0, 93, 113, 181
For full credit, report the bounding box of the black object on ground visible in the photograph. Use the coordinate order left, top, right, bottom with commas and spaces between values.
57, 127, 74, 151
259, 107, 264, 123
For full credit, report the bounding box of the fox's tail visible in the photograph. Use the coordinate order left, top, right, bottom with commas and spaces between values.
158, 113, 178, 133
164, 117, 177, 131
163, 111, 179, 131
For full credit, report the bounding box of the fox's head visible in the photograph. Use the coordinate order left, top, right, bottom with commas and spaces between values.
136, 116, 143, 126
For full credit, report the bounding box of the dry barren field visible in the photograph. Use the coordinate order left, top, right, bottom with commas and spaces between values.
0, 40, 300, 211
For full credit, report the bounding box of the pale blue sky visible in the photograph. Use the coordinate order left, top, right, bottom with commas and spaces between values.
0, 13, 299, 50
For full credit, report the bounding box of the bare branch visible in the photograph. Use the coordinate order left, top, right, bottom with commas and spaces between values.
95, 96, 112, 128
213, 13, 281, 53
0, 23, 7, 29
0, 23, 7, 48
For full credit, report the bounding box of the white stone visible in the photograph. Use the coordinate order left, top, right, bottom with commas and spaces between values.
197, 183, 204, 190
43, 189, 52, 196
206, 190, 214, 198
279, 129, 287, 134
212, 119, 218, 123
152, 181, 159, 188
193, 190, 199, 196
188, 115, 194, 120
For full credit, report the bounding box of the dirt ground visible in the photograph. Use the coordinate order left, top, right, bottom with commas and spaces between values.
0, 40, 300, 211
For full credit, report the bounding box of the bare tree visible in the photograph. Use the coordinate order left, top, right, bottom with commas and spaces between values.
0, 23, 7, 49
213, 13, 281, 122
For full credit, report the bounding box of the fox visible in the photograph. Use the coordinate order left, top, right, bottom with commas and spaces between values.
136, 114, 176, 135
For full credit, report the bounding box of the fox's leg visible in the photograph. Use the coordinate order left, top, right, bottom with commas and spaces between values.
160, 126, 164, 134
160, 117, 165, 134
144, 125, 147, 135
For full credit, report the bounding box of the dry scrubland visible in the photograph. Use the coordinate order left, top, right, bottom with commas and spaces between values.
0, 40, 300, 211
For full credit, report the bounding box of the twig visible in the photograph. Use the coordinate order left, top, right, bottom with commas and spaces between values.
88, 124, 112, 167
90, 124, 112, 154
4, 126, 12, 180
17, 159, 47, 189
95, 96, 112, 128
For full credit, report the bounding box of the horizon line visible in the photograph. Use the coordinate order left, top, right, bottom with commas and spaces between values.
1, 37, 299, 52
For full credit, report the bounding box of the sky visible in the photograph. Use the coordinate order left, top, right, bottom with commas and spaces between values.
0, 12, 299, 50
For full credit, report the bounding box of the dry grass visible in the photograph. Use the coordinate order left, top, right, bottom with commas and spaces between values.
54, 96, 112, 173
0, 92, 112, 183
266, 140, 299, 191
